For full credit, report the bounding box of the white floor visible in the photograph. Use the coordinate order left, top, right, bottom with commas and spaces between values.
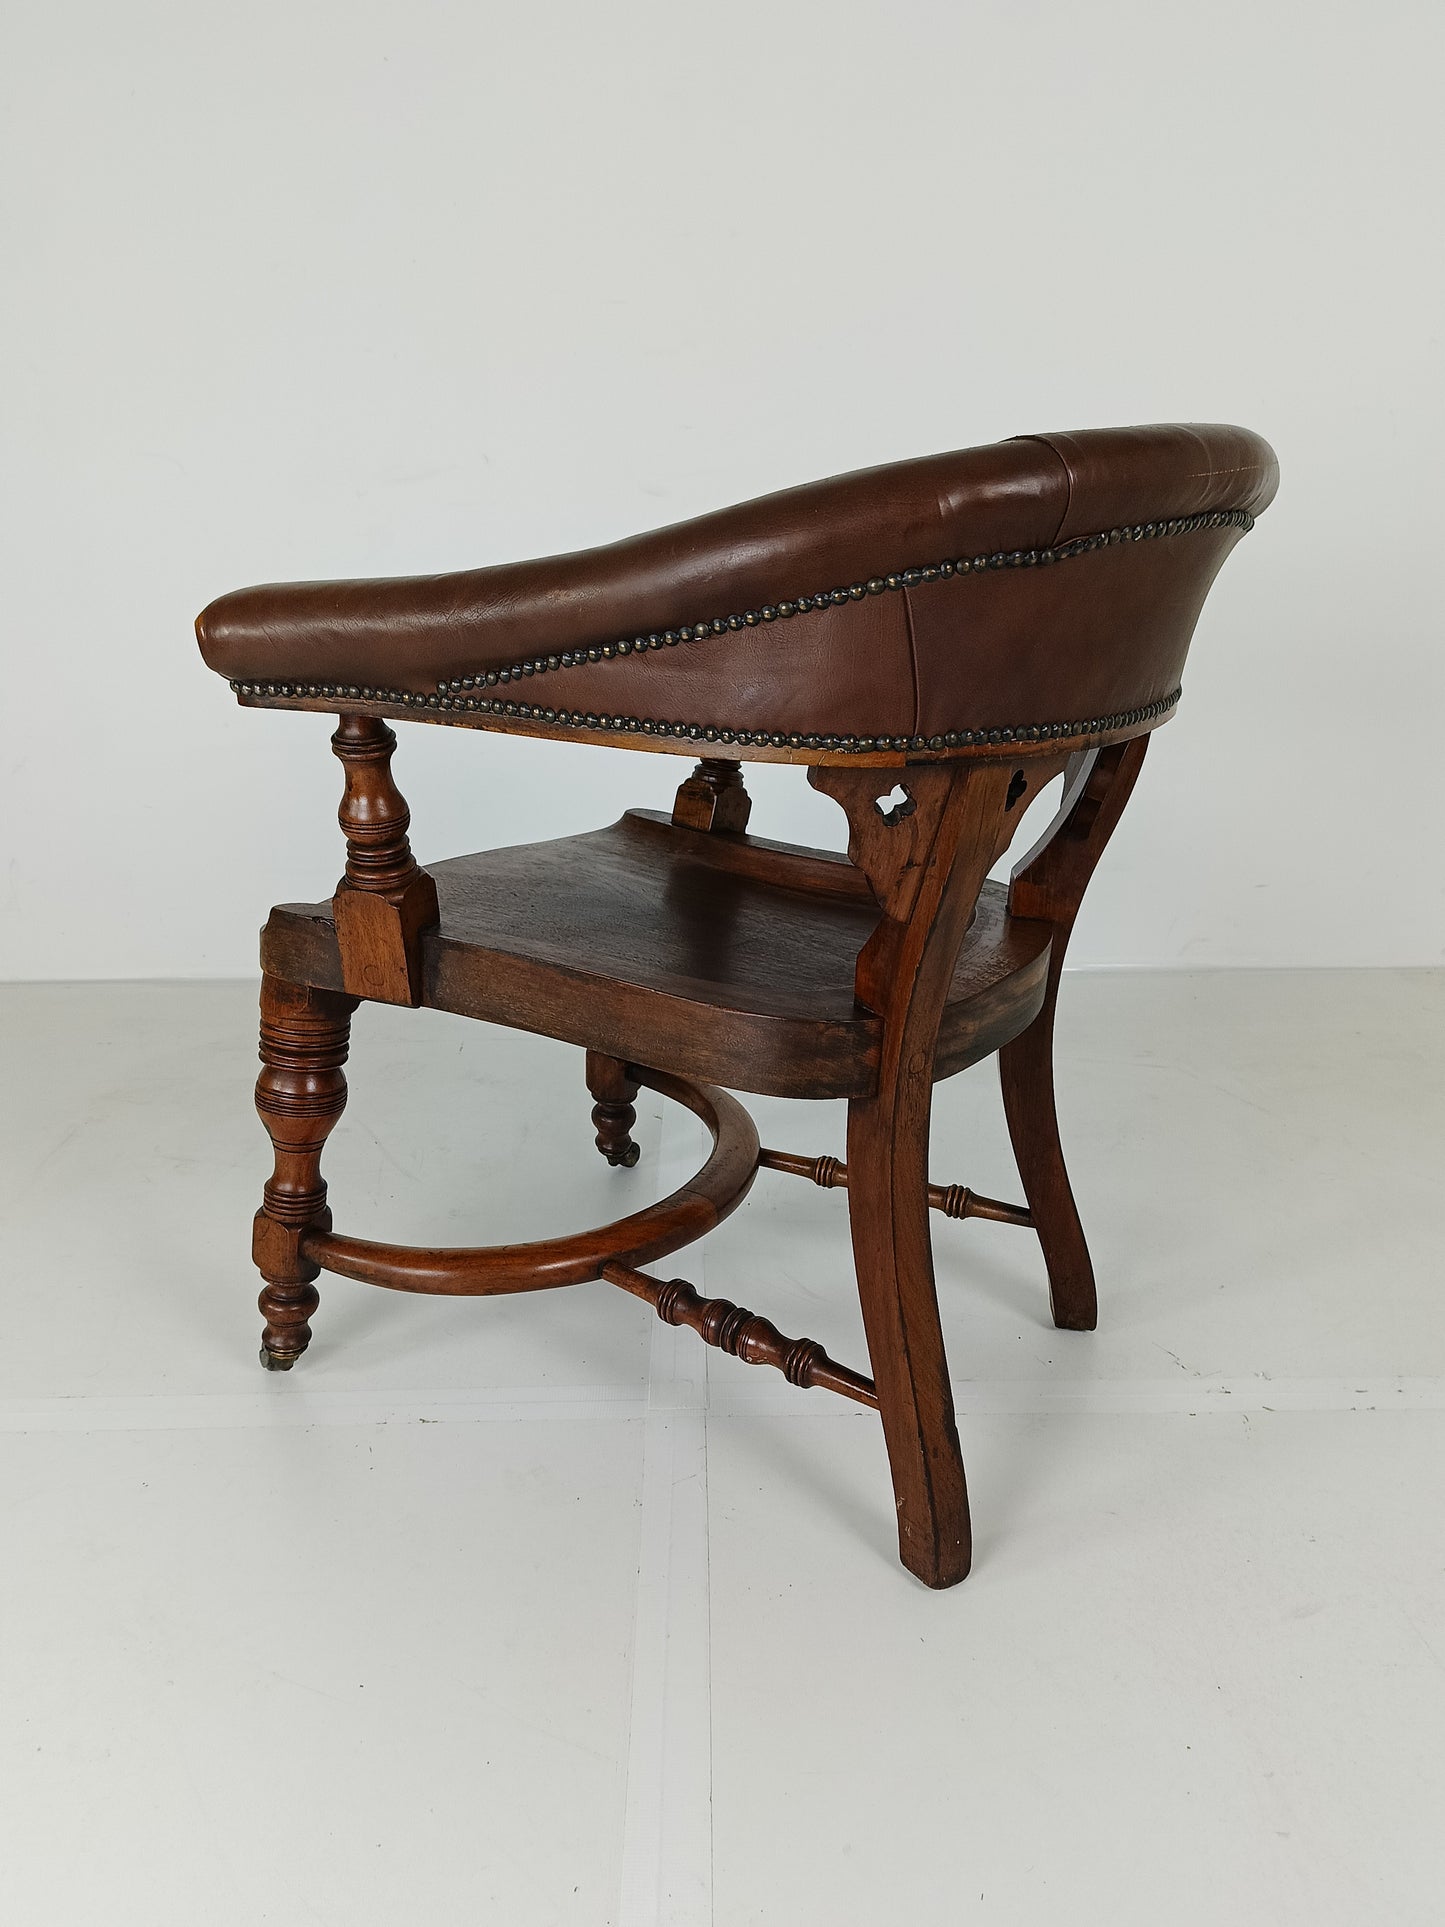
1, 972, 1442, 1925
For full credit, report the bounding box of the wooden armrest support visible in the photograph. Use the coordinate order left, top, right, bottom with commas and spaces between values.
330, 715, 438, 1005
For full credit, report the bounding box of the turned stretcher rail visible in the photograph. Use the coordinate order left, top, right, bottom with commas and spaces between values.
757, 1148, 1034, 1228
601, 1262, 880, 1410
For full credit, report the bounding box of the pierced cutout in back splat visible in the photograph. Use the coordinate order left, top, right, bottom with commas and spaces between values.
809, 766, 955, 922
874, 783, 915, 825
812, 761, 1069, 924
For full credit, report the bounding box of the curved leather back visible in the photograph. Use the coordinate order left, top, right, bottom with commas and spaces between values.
200, 422, 1277, 758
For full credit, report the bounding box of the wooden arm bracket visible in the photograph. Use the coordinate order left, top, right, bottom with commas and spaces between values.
807, 764, 953, 923
330, 714, 439, 1005
808, 757, 1067, 1015
1007, 737, 1149, 928
671, 757, 752, 834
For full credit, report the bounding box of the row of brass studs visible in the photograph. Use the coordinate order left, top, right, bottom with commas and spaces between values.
228, 507, 1250, 743
230, 681, 1182, 754
431, 507, 1254, 696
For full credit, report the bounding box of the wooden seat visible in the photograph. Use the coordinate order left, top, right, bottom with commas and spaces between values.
200, 424, 1278, 1588
263, 809, 1054, 1100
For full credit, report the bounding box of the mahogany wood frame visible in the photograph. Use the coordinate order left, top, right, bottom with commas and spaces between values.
249, 715, 1152, 1588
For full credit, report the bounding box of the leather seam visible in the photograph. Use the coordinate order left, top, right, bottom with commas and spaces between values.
900, 586, 922, 738
1015, 433, 1076, 547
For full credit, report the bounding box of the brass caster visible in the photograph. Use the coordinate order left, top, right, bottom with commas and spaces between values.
605, 1141, 641, 1169
260, 1346, 298, 1371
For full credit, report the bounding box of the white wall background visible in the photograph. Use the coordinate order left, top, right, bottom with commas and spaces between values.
2, 0, 1441, 980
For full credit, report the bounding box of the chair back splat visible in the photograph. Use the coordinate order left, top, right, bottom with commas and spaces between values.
198, 422, 1277, 1589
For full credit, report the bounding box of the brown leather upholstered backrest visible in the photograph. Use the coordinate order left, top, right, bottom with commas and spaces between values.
199, 423, 1276, 761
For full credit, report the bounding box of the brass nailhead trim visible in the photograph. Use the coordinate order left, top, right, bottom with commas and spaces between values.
229, 508, 1251, 751
229, 683, 1183, 753
437, 509, 1254, 697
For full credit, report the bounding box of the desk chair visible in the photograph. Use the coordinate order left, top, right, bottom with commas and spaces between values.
197, 422, 1277, 1587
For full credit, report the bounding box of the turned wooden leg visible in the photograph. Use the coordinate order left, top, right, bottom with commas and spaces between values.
253, 975, 357, 1369
846, 1083, 971, 1589
999, 991, 1095, 1330
586, 1050, 641, 1168
330, 714, 438, 1007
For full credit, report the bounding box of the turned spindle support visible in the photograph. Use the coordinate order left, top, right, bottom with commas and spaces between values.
330, 714, 439, 1006
586, 1050, 642, 1167
671, 757, 752, 834
252, 975, 357, 1369
602, 1263, 878, 1408
757, 1147, 1034, 1227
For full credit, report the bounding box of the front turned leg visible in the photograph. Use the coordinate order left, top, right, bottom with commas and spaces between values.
253, 975, 357, 1369
586, 1050, 641, 1168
